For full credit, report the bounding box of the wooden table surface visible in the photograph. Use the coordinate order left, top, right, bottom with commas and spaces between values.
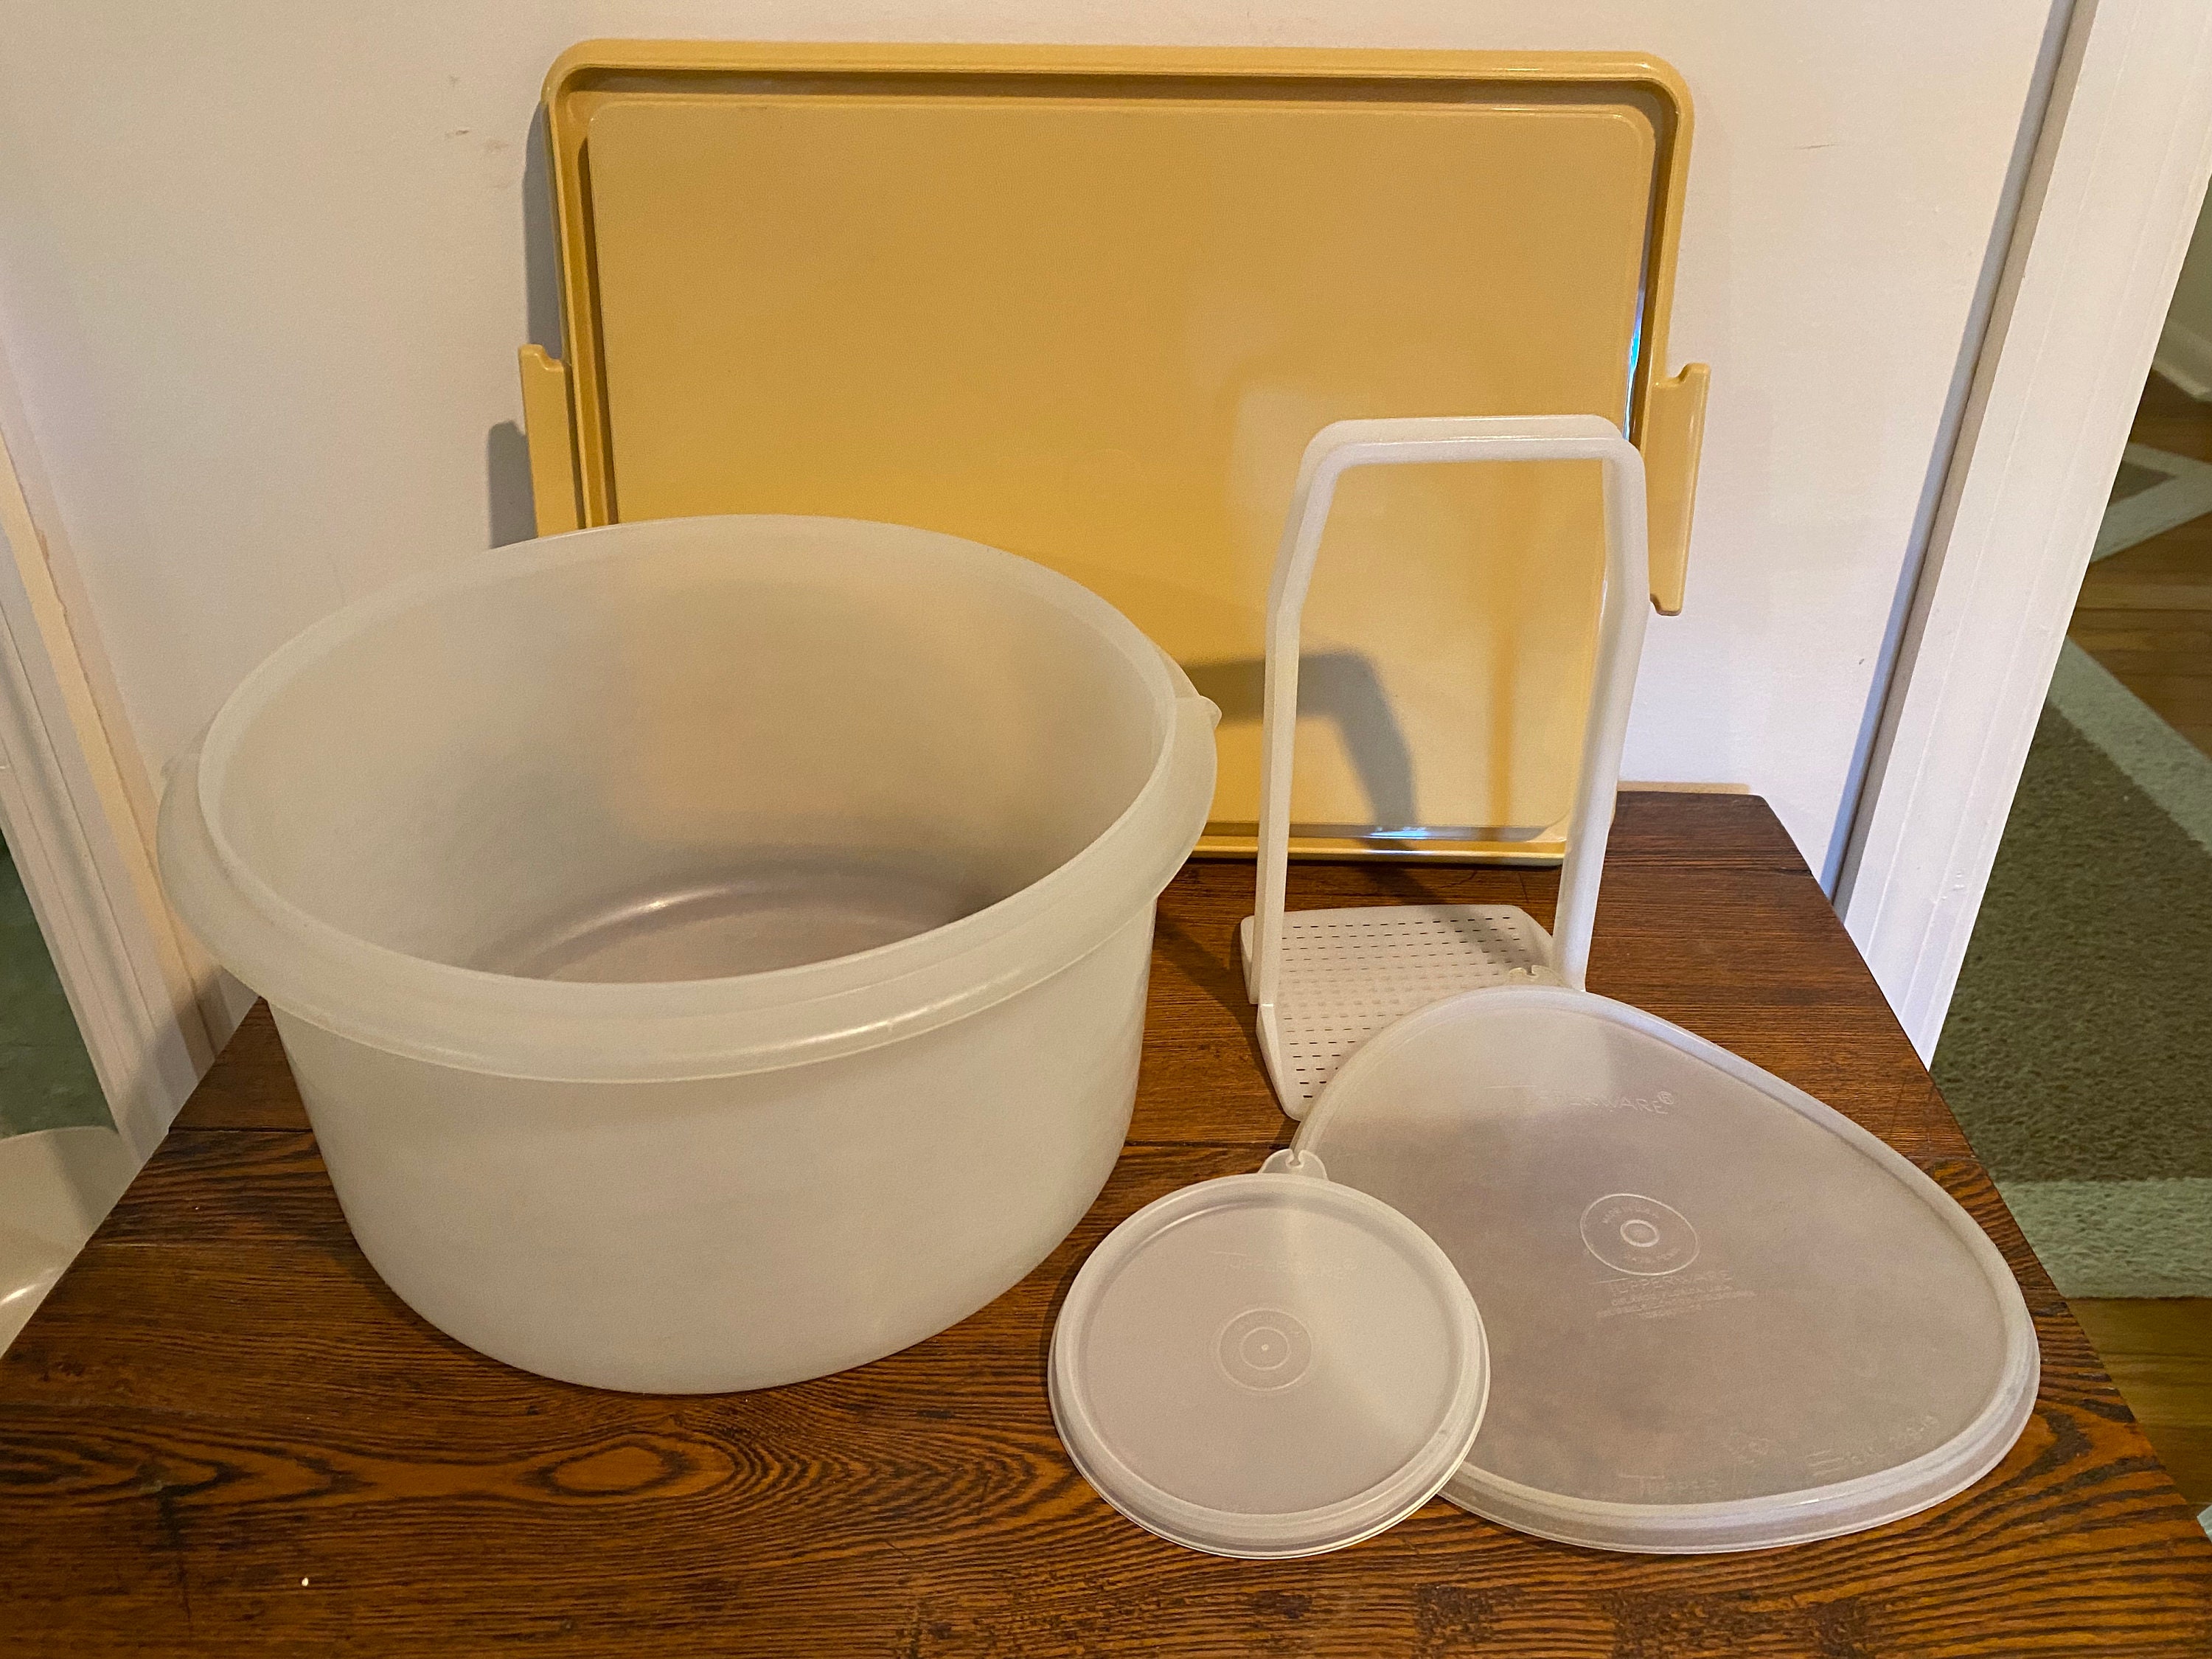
7, 792, 2210, 1656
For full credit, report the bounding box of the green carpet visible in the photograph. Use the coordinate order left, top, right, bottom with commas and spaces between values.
0, 838, 109, 1138
1933, 633, 2212, 1298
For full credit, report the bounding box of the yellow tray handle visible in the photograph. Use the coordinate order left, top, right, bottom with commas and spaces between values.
518, 346, 582, 538
1641, 362, 1708, 616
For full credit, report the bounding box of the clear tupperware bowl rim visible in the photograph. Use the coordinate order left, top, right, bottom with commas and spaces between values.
159, 515, 1217, 1082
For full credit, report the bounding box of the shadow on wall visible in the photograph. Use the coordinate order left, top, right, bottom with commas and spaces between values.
487, 422, 535, 548
487, 105, 568, 550
1185, 650, 1416, 830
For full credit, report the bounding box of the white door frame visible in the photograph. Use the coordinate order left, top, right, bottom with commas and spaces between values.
1838, 0, 2212, 1061
0, 340, 222, 1172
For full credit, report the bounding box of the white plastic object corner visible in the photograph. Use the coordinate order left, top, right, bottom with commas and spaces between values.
1245, 415, 1652, 1113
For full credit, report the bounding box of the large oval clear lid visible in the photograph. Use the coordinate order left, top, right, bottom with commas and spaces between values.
1295, 985, 2039, 1554
1048, 1152, 1489, 1559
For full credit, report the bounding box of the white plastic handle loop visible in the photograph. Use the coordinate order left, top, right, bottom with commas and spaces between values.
1251, 415, 1651, 1012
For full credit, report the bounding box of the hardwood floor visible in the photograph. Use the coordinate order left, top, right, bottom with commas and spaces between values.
2064, 370, 2212, 1512
2074, 1298, 2212, 1507
2074, 372, 2212, 757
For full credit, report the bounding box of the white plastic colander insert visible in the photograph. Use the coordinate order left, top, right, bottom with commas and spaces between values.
1237, 415, 1644, 1116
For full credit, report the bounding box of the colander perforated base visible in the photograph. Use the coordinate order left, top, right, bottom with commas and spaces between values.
1240, 905, 1559, 1113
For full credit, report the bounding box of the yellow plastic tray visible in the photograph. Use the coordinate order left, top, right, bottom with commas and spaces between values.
522, 42, 1706, 862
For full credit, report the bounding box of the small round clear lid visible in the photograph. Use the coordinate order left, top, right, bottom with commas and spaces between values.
1048, 1151, 1489, 1559
1295, 984, 2039, 1554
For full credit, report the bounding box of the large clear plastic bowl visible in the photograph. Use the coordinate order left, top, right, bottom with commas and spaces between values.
160, 515, 1217, 1391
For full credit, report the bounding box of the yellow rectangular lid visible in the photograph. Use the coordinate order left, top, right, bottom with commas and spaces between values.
523, 43, 1706, 861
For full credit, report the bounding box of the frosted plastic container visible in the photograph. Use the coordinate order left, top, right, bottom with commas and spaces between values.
159, 515, 1217, 1392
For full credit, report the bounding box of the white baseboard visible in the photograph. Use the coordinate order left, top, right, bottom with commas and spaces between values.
0, 338, 218, 1347
2154, 315, 2212, 399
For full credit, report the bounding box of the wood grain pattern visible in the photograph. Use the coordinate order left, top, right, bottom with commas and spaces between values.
2074, 1298, 2212, 1506
4, 793, 2208, 1657
167, 999, 312, 1132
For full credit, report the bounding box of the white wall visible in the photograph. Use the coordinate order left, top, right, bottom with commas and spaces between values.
0, 1, 2059, 880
